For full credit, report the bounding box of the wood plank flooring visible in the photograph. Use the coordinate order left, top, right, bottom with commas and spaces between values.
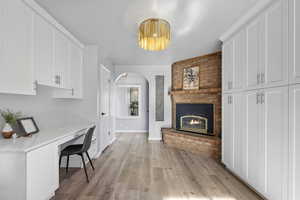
52, 133, 262, 200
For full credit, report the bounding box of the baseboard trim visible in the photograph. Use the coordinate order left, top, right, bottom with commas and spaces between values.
221, 162, 267, 200
148, 137, 162, 141
115, 130, 148, 133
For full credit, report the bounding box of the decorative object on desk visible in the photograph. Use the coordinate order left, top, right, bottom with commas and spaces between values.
183, 66, 199, 90
17, 117, 39, 136
0, 109, 22, 139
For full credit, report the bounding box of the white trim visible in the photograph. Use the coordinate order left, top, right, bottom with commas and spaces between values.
220, 0, 274, 42
115, 130, 148, 133
148, 137, 162, 141
23, 0, 85, 49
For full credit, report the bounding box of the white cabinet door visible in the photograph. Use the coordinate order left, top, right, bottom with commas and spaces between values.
289, 85, 300, 200
263, 86, 288, 200
33, 13, 55, 87
233, 92, 247, 179
53, 43, 83, 99
0, 0, 36, 95
222, 93, 234, 170
233, 30, 246, 90
26, 143, 59, 200
263, 0, 288, 87
289, 0, 300, 83
246, 16, 264, 89
222, 41, 234, 91
69, 43, 83, 98
54, 30, 70, 89
246, 90, 265, 193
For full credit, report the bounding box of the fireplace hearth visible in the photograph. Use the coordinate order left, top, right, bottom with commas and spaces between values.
176, 103, 214, 135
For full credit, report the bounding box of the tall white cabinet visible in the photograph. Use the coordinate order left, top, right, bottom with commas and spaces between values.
221, 0, 294, 199
0, 0, 84, 98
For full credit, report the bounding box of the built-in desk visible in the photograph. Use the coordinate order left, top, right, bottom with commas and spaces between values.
0, 123, 95, 200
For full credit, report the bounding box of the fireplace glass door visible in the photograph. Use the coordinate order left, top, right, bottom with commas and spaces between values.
180, 115, 208, 134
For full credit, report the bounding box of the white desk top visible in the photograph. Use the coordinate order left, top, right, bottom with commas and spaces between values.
0, 123, 94, 153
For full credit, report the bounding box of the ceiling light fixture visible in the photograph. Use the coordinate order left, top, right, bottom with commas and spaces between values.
138, 18, 171, 51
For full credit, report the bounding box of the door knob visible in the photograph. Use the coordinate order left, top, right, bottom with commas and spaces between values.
101, 112, 106, 116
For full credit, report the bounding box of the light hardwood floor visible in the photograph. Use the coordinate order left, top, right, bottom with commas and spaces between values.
52, 133, 262, 200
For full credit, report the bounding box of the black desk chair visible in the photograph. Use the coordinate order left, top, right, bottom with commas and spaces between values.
59, 126, 96, 182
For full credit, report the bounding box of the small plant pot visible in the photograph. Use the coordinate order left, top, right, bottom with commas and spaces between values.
2, 131, 14, 139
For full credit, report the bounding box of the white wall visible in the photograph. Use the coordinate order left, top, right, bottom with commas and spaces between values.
114, 65, 172, 140
115, 73, 149, 132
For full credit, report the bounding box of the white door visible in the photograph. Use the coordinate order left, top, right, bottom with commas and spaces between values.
246, 90, 264, 192
222, 93, 234, 170
246, 16, 264, 89
289, 85, 300, 200
233, 92, 247, 179
98, 65, 112, 153
289, 0, 300, 83
233, 30, 246, 90
263, 86, 288, 200
263, 0, 288, 88
222, 41, 234, 91
33, 13, 54, 87
0, 0, 36, 95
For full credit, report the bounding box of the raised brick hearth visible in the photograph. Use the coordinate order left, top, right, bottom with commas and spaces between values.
162, 52, 222, 160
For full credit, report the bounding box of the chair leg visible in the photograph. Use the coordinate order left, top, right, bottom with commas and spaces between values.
66, 154, 70, 174
86, 151, 95, 170
59, 154, 62, 168
80, 154, 89, 183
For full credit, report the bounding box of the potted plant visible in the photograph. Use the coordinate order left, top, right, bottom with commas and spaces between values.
0, 109, 22, 139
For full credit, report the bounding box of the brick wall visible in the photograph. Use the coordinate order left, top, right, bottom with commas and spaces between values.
162, 52, 222, 160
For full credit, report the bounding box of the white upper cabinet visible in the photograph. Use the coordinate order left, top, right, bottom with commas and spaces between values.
222, 40, 234, 92
263, 0, 288, 87
289, 0, 300, 83
233, 30, 246, 90
54, 31, 70, 89
246, 16, 265, 90
69, 43, 83, 98
53, 43, 83, 99
0, 0, 36, 95
33, 13, 55, 87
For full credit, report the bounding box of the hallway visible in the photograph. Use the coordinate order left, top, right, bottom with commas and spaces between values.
53, 133, 262, 200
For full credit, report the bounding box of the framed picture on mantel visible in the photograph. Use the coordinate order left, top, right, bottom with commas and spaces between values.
183, 66, 199, 90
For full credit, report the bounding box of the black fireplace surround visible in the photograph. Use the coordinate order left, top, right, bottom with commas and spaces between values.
176, 103, 214, 135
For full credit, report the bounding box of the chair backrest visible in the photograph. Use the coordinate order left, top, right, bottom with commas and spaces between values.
81, 126, 96, 152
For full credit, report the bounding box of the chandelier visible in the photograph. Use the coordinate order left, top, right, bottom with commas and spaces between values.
138, 18, 171, 51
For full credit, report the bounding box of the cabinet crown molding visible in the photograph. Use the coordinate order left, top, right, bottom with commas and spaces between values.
220, 0, 275, 42
23, 0, 85, 49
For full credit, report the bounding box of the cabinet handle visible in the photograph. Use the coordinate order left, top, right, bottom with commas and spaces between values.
261, 73, 265, 84
228, 82, 231, 90
257, 74, 261, 85
71, 88, 74, 96
261, 92, 265, 104
256, 93, 260, 104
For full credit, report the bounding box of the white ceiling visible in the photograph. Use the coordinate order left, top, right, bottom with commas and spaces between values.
36, 0, 258, 65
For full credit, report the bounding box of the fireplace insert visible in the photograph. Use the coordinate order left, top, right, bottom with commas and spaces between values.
176, 103, 214, 135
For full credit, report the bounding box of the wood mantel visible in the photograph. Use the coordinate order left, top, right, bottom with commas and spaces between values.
170, 88, 221, 96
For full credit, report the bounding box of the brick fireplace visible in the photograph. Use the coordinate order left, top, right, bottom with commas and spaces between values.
162, 52, 221, 160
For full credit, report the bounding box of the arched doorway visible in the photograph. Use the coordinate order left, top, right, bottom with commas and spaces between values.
114, 72, 149, 134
